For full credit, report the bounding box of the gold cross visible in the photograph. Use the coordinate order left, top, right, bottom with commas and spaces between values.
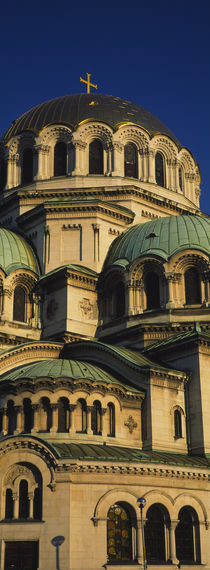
80, 73, 98, 94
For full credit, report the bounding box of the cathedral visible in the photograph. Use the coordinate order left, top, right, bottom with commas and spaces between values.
0, 84, 209, 570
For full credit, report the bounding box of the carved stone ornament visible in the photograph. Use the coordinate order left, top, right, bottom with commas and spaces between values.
4, 464, 36, 488
124, 415, 137, 433
79, 298, 94, 319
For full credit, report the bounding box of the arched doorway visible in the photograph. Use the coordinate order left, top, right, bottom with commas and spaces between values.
145, 503, 170, 563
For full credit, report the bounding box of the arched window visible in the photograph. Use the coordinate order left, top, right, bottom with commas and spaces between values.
145, 504, 169, 563
174, 409, 182, 438
124, 143, 138, 178
7, 400, 17, 435
108, 403, 115, 437
185, 267, 201, 305
89, 139, 103, 174
0, 159, 7, 191
176, 507, 201, 563
23, 399, 33, 433
179, 166, 184, 191
5, 489, 14, 519
92, 400, 102, 435
33, 487, 42, 520
145, 271, 160, 310
77, 398, 87, 433
58, 397, 70, 432
155, 152, 165, 187
114, 281, 125, 318
54, 141, 67, 176
13, 286, 26, 322
40, 397, 52, 432
22, 148, 33, 185
19, 480, 29, 519
107, 503, 134, 563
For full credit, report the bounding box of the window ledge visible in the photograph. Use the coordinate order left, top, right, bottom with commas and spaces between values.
0, 519, 44, 524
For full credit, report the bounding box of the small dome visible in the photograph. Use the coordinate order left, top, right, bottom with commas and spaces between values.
103, 215, 210, 268
2, 93, 180, 146
0, 228, 40, 275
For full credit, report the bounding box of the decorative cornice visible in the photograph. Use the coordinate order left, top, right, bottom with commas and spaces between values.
55, 462, 210, 481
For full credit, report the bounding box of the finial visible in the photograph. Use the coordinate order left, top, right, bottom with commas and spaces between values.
80, 73, 98, 94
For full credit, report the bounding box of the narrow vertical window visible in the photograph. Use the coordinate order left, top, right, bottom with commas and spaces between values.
89, 139, 103, 174
13, 286, 26, 322
145, 272, 160, 310
78, 399, 87, 432
7, 400, 17, 435
174, 409, 182, 438
5, 489, 14, 519
108, 403, 115, 437
58, 397, 70, 432
185, 267, 201, 305
175, 507, 201, 563
19, 480, 29, 519
22, 148, 33, 185
23, 399, 33, 433
124, 143, 138, 178
0, 159, 7, 191
155, 152, 165, 187
145, 504, 169, 562
92, 400, 102, 434
179, 166, 184, 191
54, 142, 67, 176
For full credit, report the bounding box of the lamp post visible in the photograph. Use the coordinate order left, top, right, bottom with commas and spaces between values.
137, 497, 147, 570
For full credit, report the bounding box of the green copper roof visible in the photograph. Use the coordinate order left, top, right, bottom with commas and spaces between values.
48, 442, 210, 468
0, 359, 140, 393
2, 94, 180, 146
103, 215, 210, 268
0, 228, 40, 275
39, 263, 98, 282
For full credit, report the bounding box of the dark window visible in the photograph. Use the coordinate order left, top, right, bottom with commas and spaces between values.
155, 152, 165, 187
89, 139, 103, 174
91, 400, 102, 435
19, 480, 29, 519
185, 267, 201, 305
107, 503, 132, 562
23, 399, 33, 433
78, 398, 87, 432
174, 409, 182, 438
13, 286, 26, 322
7, 400, 17, 435
33, 487, 42, 521
145, 272, 160, 310
40, 397, 52, 432
5, 489, 14, 519
114, 281, 125, 317
108, 403, 115, 437
176, 507, 201, 563
22, 148, 33, 185
54, 142, 67, 176
145, 504, 169, 563
4, 541, 39, 570
179, 167, 183, 191
124, 143, 138, 178
58, 397, 70, 432
0, 159, 7, 191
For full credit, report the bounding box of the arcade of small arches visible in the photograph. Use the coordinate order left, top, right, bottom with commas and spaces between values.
0, 122, 199, 204
2, 462, 42, 523
0, 277, 40, 327
105, 500, 201, 565
0, 396, 117, 439
100, 258, 210, 322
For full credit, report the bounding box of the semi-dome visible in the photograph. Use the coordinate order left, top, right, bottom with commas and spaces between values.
0, 358, 139, 392
103, 215, 210, 268
0, 228, 40, 275
2, 93, 180, 146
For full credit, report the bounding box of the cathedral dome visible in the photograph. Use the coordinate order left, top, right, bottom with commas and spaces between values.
0, 228, 40, 275
2, 93, 180, 146
103, 215, 210, 268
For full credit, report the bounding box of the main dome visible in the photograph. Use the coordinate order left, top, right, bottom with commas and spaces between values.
0, 228, 40, 275
3, 93, 180, 146
103, 215, 210, 268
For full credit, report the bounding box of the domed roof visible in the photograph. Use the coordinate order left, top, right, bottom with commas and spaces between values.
0, 228, 40, 275
0, 358, 139, 392
2, 94, 180, 146
103, 215, 210, 268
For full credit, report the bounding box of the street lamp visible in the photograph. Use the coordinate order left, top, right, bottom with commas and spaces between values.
137, 497, 147, 570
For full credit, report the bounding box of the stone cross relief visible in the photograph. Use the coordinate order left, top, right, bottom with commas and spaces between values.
124, 415, 137, 433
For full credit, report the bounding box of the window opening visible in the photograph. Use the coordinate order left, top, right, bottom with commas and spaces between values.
58, 397, 70, 432
175, 507, 201, 563
185, 267, 201, 305
91, 400, 102, 434
54, 141, 67, 176
145, 272, 160, 310
174, 409, 182, 438
22, 148, 33, 185
7, 400, 17, 435
155, 152, 165, 187
145, 504, 169, 563
13, 286, 26, 322
78, 399, 87, 432
23, 399, 33, 433
19, 479, 29, 519
107, 503, 132, 562
124, 143, 138, 178
108, 403, 115, 437
89, 139, 103, 174
5, 489, 14, 519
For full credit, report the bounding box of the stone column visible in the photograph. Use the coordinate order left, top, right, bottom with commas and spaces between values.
50, 404, 58, 434
71, 140, 86, 175
31, 404, 40, 433
69, 404, 76, 434
13, 491, 19, 519
6, 154, 20, 189
28, 491, 34, 519
148, 150, 155, 183
169, 521, 179, 564
14, 405, 23, 434
87, 406, 93, 434
142, 151, 148, 181
165, 274, 176, 309
112, 142, 124, 176
101, 408, 107, 436
34, 144, 50, 180
2, 408, 8, 435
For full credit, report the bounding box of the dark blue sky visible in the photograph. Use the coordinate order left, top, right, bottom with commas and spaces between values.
1, 0, 209, 212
